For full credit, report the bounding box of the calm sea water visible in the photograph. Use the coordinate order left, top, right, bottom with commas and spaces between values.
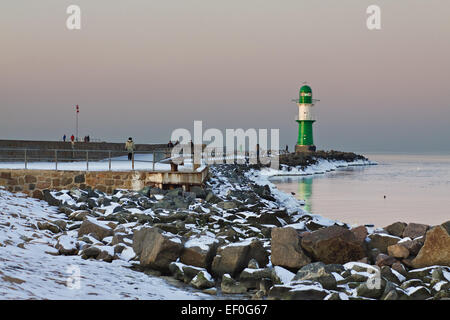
271, 154, 450, 227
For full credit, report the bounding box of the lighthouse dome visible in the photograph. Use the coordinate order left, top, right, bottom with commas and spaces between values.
299, 85, 312, 104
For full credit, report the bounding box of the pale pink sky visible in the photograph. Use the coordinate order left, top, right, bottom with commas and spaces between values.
1, 0, 449, 152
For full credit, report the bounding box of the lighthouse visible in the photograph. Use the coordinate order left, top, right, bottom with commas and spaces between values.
294, 84, 318, 153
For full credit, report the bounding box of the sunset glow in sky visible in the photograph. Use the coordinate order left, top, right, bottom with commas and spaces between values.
1, 0, 449, 153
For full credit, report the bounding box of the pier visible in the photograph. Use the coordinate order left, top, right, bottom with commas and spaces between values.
0, 140, 208, 197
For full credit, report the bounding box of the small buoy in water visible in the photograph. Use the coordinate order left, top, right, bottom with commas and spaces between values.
383, 195, 386, 199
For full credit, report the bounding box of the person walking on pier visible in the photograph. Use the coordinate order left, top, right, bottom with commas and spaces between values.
125, 137, 135, 161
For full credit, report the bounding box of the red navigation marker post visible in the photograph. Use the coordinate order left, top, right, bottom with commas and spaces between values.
76, 105, 79, 142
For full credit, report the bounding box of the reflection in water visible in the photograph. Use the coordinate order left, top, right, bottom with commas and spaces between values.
276, 176, 314, 212
270, 154, 450, 227
297, 177, 313, 213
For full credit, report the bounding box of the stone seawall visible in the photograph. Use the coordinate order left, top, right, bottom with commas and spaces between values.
0, 168, 208, 199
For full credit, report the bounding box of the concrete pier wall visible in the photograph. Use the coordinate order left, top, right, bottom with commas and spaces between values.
0, 167, 208, 199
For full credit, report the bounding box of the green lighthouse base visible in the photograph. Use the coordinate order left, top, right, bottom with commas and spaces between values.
295, 145, 316, 153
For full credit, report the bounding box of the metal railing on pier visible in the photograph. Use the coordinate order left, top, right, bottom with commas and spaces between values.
0, 148, 172, 172
0, 147, 288, 172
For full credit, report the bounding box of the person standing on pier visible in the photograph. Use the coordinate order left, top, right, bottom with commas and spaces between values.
125, 137, 135, 161
70, 135, 75, 158
63, 134, 66, 142
190, 140, 194, 158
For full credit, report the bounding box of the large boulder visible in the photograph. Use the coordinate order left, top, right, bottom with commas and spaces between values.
292, 262, 338, 290
375, 253, 397, 267
37, 221, 61, 234
248, 239, 270, 267
380, 266, 405, 285
221, 274, 247, 294
368, 233, 401, 253
211, 239, 268, 277
180, 236, 220, 269
97, 249, 115, 263
78, 218, 113, 241
381, 281, 410, 301
387, 244, 410, 259
56, 235, 78, 255
351, 226, 368, 244
238, 268, 274, 289
272, 266, 296, 285
82, 246, 102, 259
271, 227, 311, 270
111, 232, 133, 246
190, 271, 215, 289
132, 227, 184, 272
396, 238, 423, 256
411, 225, 450, 268
42, 190, 62, 207
343, 261, 379, 274
384, 222, 407, 238
402, 223, 429, 239
53, 220, 67, 231
69, 210, 91, 221
248, 212, 285, 227
401, 284, 432, 300
268, 281, 329, 300
168, 262, 206, 283
391, 262, 408, 277
301, 226, 365, 264
355, 278, 387, 299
